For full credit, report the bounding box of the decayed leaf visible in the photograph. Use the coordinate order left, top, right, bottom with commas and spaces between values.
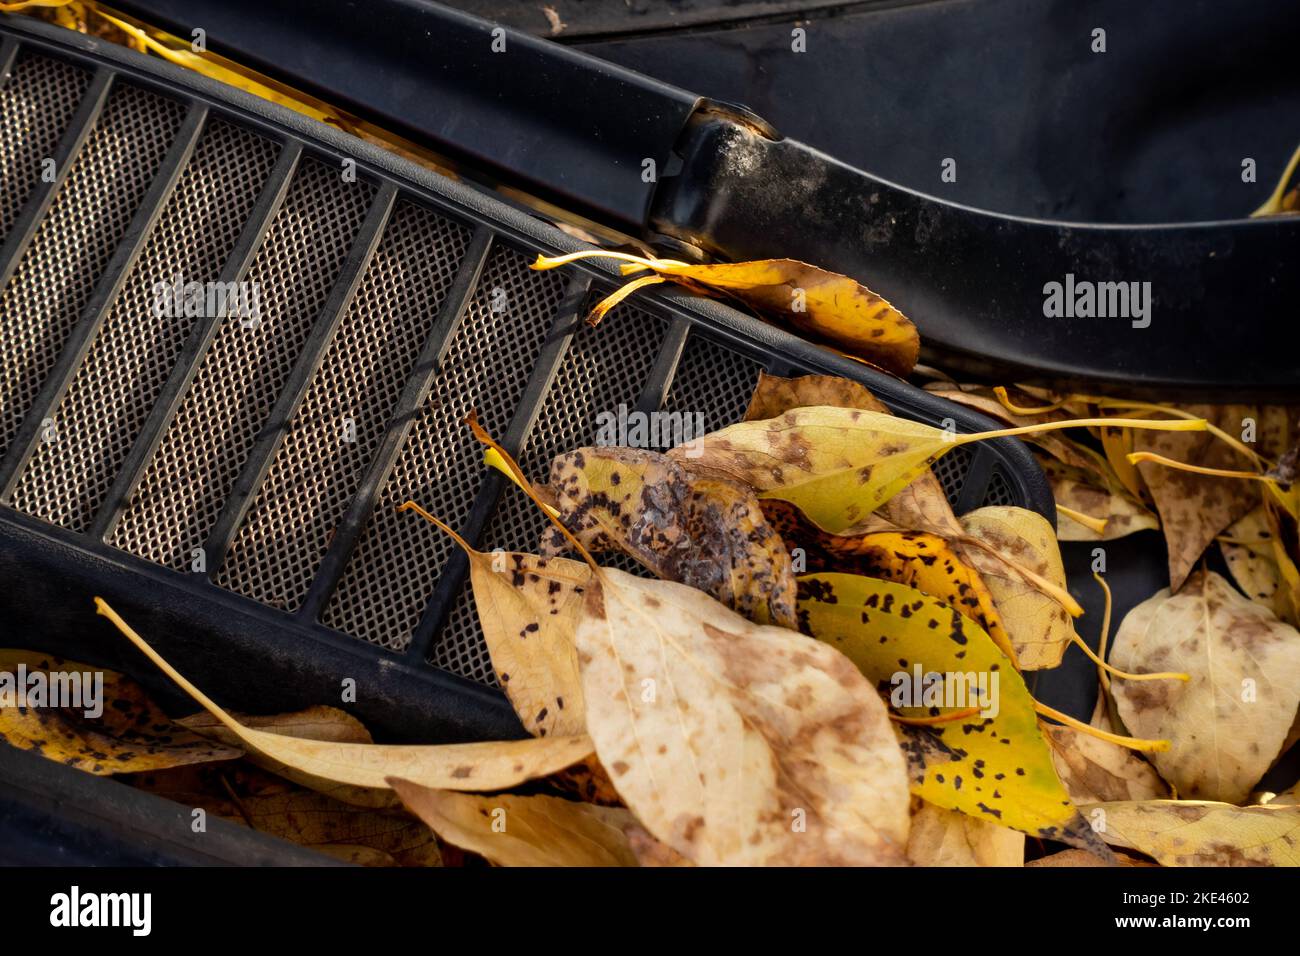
1220, 506, 1289, 620
133, 763, 441, 866
576, 568, 910, 865
616, 820, 693, 866
542, 447, 797, 628
1045, 725, 1170, 805
389, 781, 639, 867
958, 506, 1079, 670
1042, 457, 1159, 541
674, 404, 1201, 535
1086, 800, 1300, 866
0, 650, 240, 774
1026, 848, 1150, 867
1110, 571, 1300, 803
761, 499, 1012, 660
797, 573, 1107, 854
536, 253, 919, 377
1134, 404, 1297, 590
906, 801, 1024, 867
95, 598, 594, 793
746, 372, 963, 536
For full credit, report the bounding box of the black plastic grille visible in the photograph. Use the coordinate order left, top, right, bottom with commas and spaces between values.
0, 20, 1052, 735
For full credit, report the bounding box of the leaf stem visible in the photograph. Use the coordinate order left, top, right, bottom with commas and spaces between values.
1034, 700, 1170, 753
889, 706, 982, 727
953, 417, 1206, 447
1056, 504, 1108, 535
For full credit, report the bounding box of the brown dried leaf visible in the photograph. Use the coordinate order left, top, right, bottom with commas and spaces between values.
906, 802, 1025, 867
1042, 456, 1159, 541
0, 650, 240, 774
1220, 506, 1289, 620
543, 447, 797, 628
1110, 571, 1300, 803
576, 568, 910, 865
1045, 725, 1170, 805
1087, 800, 1300, 866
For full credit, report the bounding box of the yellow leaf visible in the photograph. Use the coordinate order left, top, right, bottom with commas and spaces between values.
760, 500, 1014, 661
577, 568, 910, 865
1109, 571, 1300, 804
94, 598, 594, 792
958, 506, 1080, 670
388, 781, 639, 867
747, 372, 963, 536
797, 573, 1108, 854
1219, 506, 1290, 621
1086, 800, 1300, 866
533, 252, 919, 376
0, 650, 241, 774
542, 447, 797, 628
672, 405, 1204, 535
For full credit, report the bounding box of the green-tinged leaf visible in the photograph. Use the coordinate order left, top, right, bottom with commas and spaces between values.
1086, 800, 1300, 866
796, 573, 1107, 854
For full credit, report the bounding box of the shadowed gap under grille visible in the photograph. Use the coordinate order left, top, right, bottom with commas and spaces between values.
321, 241, 566, 649
10, 118, 278, 532
110, 158, 375, 568
0, 82, 183, 459
216, 198, 472, 610
0, 51, 90, 240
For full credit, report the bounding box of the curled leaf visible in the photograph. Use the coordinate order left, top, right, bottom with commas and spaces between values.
94, 598, 594, 792
542, 447, 797, 628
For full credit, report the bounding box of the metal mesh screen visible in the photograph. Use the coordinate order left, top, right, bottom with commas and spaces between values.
930, 443, 971, 507
0, 82, 183, 460
661, 329, 764, 433
429, 303, 670, 681
10, 119, 277, 532
0, 51, 90, 241
217, 200, 474, 610
980, 467, 1016, 508
110, 159, 375, 567
321, 241, 565, 648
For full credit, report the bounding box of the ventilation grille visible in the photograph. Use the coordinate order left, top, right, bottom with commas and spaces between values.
215, 198, 466, 610
10, 119, 277, 531
0, 82, 184, 459
0, 52, 90, 240
323, 243, 564, 648
111, 158, 374, 568
0, 23, 1047, 719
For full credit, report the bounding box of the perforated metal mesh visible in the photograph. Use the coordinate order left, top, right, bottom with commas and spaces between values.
661, 330, 764, 432
110, 159, 374, 567
217, 200, 473, 610
322, 241, 565, 648
429, 303, 669, 681
980, 467, 1016, 508
10, 119, 277, 532
931, 443, 972, 507
0, 82, 183, 460
0, 51, 90, 241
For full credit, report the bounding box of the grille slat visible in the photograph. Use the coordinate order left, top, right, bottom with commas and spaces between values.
0, 82, 186, 465
215, 196, 471, 611
9, 116, 279, 531
0, 51, 91, 242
